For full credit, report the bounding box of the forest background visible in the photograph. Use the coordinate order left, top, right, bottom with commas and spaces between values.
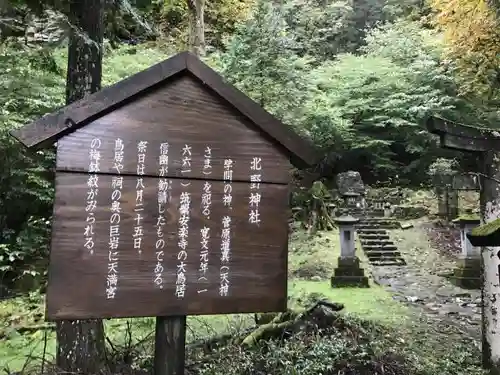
1, 0, 498, 298
0, 0, 498, 370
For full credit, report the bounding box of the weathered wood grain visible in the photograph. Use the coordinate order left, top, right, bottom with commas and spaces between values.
46, 172, 289, 320
56, 75, 292, 184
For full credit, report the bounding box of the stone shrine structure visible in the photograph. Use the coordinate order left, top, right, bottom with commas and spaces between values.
336, 171, 366, 216
433, 173, 459, 221
331, 215, 369, 287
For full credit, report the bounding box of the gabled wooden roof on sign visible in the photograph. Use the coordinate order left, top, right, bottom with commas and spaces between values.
10, 51, 319, 168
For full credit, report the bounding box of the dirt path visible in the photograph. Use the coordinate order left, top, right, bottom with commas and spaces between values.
367, 218, 481, 340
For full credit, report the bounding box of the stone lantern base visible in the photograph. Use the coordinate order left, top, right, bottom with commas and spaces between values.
331, 257, 369, 288
453, 256, 481, 289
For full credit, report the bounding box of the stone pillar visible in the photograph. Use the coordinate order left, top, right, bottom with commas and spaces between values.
383, 202, 392, 218
447, 189, 459, 220
331, 216, 369, 288
480, 150, 500, 369
453, 217, 481, 289
435, 186, 447, 218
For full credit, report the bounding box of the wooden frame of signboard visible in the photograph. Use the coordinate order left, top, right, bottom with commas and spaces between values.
11, 51, 318, 375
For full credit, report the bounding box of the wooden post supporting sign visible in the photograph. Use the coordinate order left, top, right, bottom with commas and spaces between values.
10, 51, 319, 374
154, 316, 186, 375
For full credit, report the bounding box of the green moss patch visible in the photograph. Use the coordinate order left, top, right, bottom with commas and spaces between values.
471, 218, 500, 237
453, 214, 480, 222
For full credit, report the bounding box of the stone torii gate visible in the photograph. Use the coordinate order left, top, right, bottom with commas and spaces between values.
427, 116, 500, 371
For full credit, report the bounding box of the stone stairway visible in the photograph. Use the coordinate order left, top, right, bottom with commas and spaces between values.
342, 207, 385, 218
356, 218, 406, 266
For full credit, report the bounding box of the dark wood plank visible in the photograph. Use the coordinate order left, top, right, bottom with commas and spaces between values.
46, 172, 289, 320
56, 75, 292, 184
10, 52, 189, 149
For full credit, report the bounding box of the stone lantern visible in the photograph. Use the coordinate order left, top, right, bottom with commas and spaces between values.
331, 215, 369, 287
342, 191, 361, 208
453, 215, 481, 289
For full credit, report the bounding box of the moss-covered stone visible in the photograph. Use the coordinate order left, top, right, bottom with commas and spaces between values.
331, 257, 369, 288
471, 218, 500, 236
392, 205, 429, 220
452, 214, 481, 223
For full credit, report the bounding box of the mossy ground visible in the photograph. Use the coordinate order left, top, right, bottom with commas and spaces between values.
0, 220, 486, 375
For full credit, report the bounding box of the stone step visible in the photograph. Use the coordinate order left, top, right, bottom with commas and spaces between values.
357, 224, 399, 229
360, 239, 394, 246
357, 229, 387, 235
362, 245, 398, 251
367, 256, 402, 263
365, 250, 402, 258
358, 234, 390, 240
358, 223, 399, 228
370, 259, 406, 266
359, 218, 397, 222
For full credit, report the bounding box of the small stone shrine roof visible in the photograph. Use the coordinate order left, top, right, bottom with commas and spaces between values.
334, 215, 359, 225
467, 218, 500, 247
452, 215, 481, 226
342, 191, 361, 197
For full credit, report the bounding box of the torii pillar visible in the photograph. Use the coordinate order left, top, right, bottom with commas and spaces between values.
427, 116, 500, 371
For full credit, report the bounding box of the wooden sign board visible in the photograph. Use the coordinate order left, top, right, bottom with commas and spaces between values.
11, 52, 318, 321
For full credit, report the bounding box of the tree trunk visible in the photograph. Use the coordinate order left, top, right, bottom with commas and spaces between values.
480, 150, 500, 372
186, 0, 205, 57
56, 0, 105, 373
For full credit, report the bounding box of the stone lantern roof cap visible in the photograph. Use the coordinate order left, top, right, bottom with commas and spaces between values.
452, 215, 481, 226
342, 191, 361, 197
334, 215, 359, 225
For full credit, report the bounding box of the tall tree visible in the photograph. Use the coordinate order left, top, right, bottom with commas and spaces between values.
186, 0, 205, 56
56, 0, 106, 372
218, 0, 310, 128
430, 0, 500, 98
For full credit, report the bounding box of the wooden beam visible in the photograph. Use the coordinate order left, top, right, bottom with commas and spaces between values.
427, 116, 500, 152
440, 134, 490, 152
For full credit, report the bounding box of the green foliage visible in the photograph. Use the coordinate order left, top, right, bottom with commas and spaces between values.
283, 0, 399, 60
149, 0, 255, 50
292, 181, 336, 234
194, 314, 484, 375
0, 43, 169, 293
296, 19, 483, 184
213, 13, 484, 184
427, 158, 459, 176
0, 43, 63, 293
216, 0, 311, 130
302, 53, 445, 181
